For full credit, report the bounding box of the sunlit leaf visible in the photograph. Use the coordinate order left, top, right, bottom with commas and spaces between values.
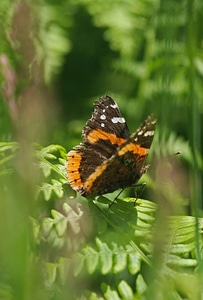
96, 238, 113, 274
117, 280, 133, 300
83, 246, 99, 274
112, 243, 127, 273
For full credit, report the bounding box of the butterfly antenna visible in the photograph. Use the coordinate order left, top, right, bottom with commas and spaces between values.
160, 151, 181, 160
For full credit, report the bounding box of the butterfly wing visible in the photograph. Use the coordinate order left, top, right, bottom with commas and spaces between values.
83, 95, 130, 141
81, 114, 157, 196
67, 95, 130, 194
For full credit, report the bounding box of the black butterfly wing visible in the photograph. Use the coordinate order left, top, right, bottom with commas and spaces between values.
67, 95, 130, 194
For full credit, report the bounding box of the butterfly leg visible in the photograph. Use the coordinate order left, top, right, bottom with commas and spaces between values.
109, 189, 124, 208
133, 182, 146, 206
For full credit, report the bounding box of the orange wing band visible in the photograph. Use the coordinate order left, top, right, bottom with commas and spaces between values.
118, 143, 149, 156
67, 150, 84, 190
87, 129, 126, 146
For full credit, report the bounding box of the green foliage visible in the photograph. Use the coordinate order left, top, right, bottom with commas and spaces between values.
1, 142, 202, 298
1, 0, 203, 299
35, 144, 67, 200
0, 142, 19, 175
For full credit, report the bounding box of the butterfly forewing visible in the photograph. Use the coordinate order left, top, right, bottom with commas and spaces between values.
83, 95, 130, 140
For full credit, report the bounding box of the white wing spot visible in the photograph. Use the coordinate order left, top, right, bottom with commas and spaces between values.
102, 109, 106, 113
101, 123, 105, 127
144, 130, 154, 137
111, 117, 125, 124
110, 103, 118, 109
138, 130, 143, 135
134, 137, 138, 142
100, 114, 106, 120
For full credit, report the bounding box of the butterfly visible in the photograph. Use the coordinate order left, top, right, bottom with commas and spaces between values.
67, 95, 156, 197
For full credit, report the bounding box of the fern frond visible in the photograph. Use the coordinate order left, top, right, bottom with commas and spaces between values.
35, 144, 67, 200
0, 142, 19, 175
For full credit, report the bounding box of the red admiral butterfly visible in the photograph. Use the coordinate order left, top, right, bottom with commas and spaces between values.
67, 95, 156, 197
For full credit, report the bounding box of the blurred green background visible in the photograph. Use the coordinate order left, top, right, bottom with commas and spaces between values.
0, 0, 203, 299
